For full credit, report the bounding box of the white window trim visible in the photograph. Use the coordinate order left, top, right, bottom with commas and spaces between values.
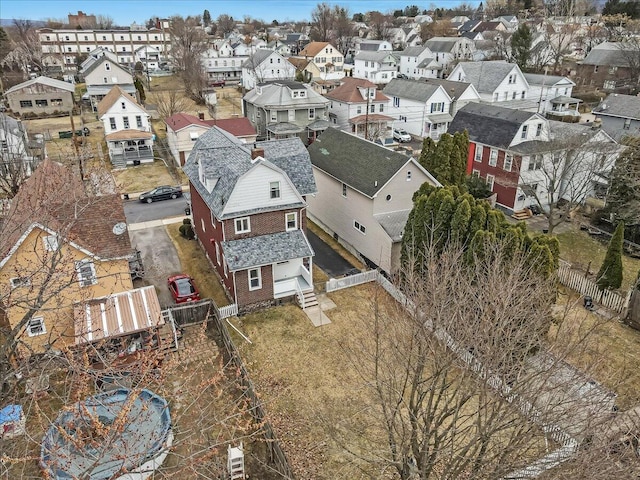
489, 149, 498, 167
27, 316, 46, 337
486, 174, 495, 191
472, 169, 480, 177
248, 268, 262, 291
270, 181, 281, 199
474, 145, 483, 162
503, 153, 513, 172
43, 235, 59, 252
354, 220, 366, 235
235, 217, 251, 234
215, 242, 220, 265
10, 277, 31, 289
342, 183, 347, 197
285, 212, 298, 231
75, 259, 97, 287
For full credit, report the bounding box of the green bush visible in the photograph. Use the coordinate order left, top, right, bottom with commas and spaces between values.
597, 221, 624, 290
179, 219, 195, 240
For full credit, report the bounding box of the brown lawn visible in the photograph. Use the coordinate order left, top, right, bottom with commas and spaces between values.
111, 160, 177, 194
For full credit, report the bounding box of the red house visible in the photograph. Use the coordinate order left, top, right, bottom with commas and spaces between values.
183, 127, 317, 311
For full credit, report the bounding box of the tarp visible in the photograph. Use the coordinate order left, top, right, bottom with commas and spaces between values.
0, 404, 22, 424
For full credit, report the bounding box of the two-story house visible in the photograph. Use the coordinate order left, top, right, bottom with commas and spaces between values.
383, 79, 453, 139
449, 60, 532, 106
97, 86, 153, 167
593, 93, 640, 141
325, 78, 392, 139
448, 103, 620, 214
5, 77, 75, 116
183, 127, 317, 311
524, 73, 579, 120
423, 37, 475, 75
399, 45, 441, 80
576, 42, 640, 92
81, 56, 136, 112
241, 49, 296, 90
134, 45, 161, 71
0, 114, 44, 191
421, 78, 481, 118
353, 51, 399, 84
306, 128, 440, 274
165, 113, 256, 166
298, 41, 345, 80
0, 159, 162, 357
243, 81, 330, 142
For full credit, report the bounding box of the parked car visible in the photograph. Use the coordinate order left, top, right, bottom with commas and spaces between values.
168, 274, 201, 303
396, 74, 408, 79
139, 186, 183, 203
393, 129, 411, 143
209, 79, 226, 87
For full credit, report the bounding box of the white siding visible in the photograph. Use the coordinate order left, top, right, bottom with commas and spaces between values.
373, 160, 434, 215
100, 95, 150, 133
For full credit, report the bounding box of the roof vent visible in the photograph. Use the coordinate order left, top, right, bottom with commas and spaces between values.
374, 180, 378, 187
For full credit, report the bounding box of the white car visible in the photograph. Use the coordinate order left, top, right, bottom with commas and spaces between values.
393, 129, 411, 143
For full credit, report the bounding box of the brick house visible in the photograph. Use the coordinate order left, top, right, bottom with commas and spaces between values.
183, 127, 317, 311
576, 42, 640, 92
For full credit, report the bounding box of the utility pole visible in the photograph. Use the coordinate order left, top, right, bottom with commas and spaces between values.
364, 87, 371, 140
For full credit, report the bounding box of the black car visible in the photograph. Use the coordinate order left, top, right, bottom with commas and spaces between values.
139, 186, 183, 203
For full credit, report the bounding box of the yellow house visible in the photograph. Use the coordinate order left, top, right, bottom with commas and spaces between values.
0, 160, 139, 356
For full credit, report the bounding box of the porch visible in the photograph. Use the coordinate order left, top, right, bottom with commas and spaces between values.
546, 96, 581, 122
105, 130, 155, 166
273, 262, 313, 298
349, 113, 393, 139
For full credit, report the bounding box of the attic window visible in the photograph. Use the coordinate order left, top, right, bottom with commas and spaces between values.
43, 235, 59, 252
121, 102, 126, 110
105, 62, 111, 71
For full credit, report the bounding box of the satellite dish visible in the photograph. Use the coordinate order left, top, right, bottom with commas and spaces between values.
112, 222, 127, 235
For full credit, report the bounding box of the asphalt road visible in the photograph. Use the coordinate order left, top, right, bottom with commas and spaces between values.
124, 192, 191, 224
307, 230, 357, 278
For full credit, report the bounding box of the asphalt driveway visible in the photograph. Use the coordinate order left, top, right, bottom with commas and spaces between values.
307, 230, 358, 278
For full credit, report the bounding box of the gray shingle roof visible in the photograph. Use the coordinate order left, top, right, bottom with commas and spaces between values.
183, 127, 316, 219
222, 230, 314, 271
424, 37, 460, 53
308, 128, 414, 198
421, 78, 472, 101
374, 210, 411, 242
448, 103, 538, 149
455, 60, 521, 93
401, 46, 429, 57
355, 51, 397, 63
383, 79, 441, 103
523, 73, 573, 87
243, 82, 329, 109
241, 49, 277, 69
509, 121, 611, 155
580, 42, 635, 67
593, 93, 640, 120
5, 76, 75, 95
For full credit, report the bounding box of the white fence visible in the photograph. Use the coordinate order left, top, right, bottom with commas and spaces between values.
218, 304, 238, 319
325, 270, 378, 292
557, 263, 630, 313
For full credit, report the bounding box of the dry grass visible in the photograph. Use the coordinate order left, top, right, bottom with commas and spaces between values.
307, 220, 365, 270
551, 290, 640, 411
112, 160, 177, 194
166, 223, 230, 307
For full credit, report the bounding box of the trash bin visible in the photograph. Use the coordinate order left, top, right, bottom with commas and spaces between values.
185, 204, 191, 215
133, 159, 141, 166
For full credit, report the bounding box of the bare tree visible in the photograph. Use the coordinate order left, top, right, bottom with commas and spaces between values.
311, 2, 334, 42
1, 19, 44, 75
545, 22, 581, 72
216, 14, 236, 37
169, 16, 209, 104
368, 11, 394, 41
152, 90, 191, 119
420, 19, 454, 42
95, 14, 115, 29
0, 115, 41, 198
331, 5, 354, 56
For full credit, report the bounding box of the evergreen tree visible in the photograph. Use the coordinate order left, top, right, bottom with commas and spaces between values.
511, 24, 533, 70
203, 9, 211, 26
450, 198, 472, 245
418, 137, 437, 172
597, 222, 625, 290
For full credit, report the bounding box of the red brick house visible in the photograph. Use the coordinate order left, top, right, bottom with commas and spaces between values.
183, 127, 316, 311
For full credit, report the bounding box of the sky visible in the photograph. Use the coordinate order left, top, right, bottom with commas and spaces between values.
1, 0, 481, 25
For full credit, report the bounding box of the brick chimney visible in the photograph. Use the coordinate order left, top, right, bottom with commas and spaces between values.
198, 112, 205, 120
251, 147, 265, 160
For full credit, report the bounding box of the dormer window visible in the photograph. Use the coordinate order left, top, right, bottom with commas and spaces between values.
270, 181, 281, 199
105, 62, 111, 71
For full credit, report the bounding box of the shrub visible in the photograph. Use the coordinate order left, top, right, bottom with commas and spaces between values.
179, 219, 195, 240
597, 221, 624, 290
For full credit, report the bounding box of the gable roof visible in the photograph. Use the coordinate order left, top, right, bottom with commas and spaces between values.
242, 49, 279, 69
183, 127, 316, 219
421, 78, 475, 101
96, 85, 145, 117
383, 79, 442, 103
524, 73, 574, 87
308, 128, 434, 198
5, 76, 75, 95
448, 103, 538, 149
355, 51, 398, 63
454, 60, 524, 93
299, 41, 330, 57
165, 113, 256, 137
243, 82, 329, 108
424, 37, 462, 52
400, 45, 430, 57
325, 78, 388, 103
580, 42, 634, 67
81, 55, 131, 78
0, 159, 132, 265
593, 93, 640, 120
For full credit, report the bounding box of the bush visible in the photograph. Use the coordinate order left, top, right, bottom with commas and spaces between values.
179, 219, 195, 240
597, 221, 624, 290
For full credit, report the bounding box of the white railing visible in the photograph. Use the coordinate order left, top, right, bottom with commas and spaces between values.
325, 270, 378, 292
295, 281, 305, 310
557, 263, 631, 313
218, 304, 238, 319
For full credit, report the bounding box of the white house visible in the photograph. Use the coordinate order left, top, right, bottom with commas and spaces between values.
96, 86, 153, 166
81, 56, 136, 112
383, 79, 453, 140
524, 73, 579, 119
241, 49, 296, 90
449, 60, 531, 105
307, 128, 440, 274
0, 114, 42, 183
423, 37, 475, 75
134, 45, 161, 70
353, 51, 399, 84
298, 41, 345, 80
355, 39, 393, 54
399, 45, 441, 79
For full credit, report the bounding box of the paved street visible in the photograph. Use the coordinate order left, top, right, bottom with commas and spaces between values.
124, 192, 191, 224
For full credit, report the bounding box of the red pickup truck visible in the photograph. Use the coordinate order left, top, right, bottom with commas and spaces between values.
209, 79, 226, 87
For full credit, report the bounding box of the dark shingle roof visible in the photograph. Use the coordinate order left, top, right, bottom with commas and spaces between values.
422, 78, 473, 101
383, 79, 441, 103
222, 230, 314, 271
448, 103, 537, 149
307, 128, 414, 198
455, 60, 522, 93
593, 93, 640, 120
580, 42, 635, 67
242, 49, 276, 69
183, 127, 316, 219
424, 37, 460, 53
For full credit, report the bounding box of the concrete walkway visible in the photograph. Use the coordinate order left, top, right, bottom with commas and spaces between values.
304, 293, 336, 327
127, 215, 186, 232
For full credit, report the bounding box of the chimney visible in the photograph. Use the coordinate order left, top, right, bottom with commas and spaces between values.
198, 112, 205, 120
251, 147, 265, 160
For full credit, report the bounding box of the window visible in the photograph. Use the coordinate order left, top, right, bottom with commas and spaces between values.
528, 155, 543, 170
136, 115, 143, 128
270, 181, 281, 199
10, 277, 31, 289
493, 93, 499, 101
342, 183, 347, 197
235, 217, 250, 234
430, 102, 444, 113
308, 109, 315, 120
75, 260, 97, 287
51, 98, 63, 106
43, 235, 58, 252
536, 123, 543, 137
248, 268, 262, 290
102, 35, 107, 40
123, 117, 130, 129
215, 242, 220, 265
379, 104, 384, 112
486, 174, 495, 191
503, 92, 508, 100
521, 91, 526, 99
120, 35, 125, 40
103, 77, 108, 83
370, 104, 375, 113
406, 171, 412, 181
521, 125, 528, 139
357, 106, 362, 114
27, 317, 45, 337
0, 140, 7, 151
475, 145, 483, 162
608, 66, 617, 74
603, 80, 616, 89
35, 99, 48, 107
624, 118, 631, 130
489, 149, 498, 166
386, 194, 392, 201
105, 62, 111, 71
393, 97, 400, 107
512, 92, 517, 100
19, 100, 33, 108
354, 220, 366, 234
503, 153, 513, 172
472, 169, 480, 177
109, 117, 116, 130
286, 212, 297, 231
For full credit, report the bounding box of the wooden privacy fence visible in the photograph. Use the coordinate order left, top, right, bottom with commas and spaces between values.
164, 299, 214, 327
557, 263, 631, 313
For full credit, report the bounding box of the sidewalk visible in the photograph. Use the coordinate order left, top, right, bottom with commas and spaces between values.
128, 215, 186, 232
